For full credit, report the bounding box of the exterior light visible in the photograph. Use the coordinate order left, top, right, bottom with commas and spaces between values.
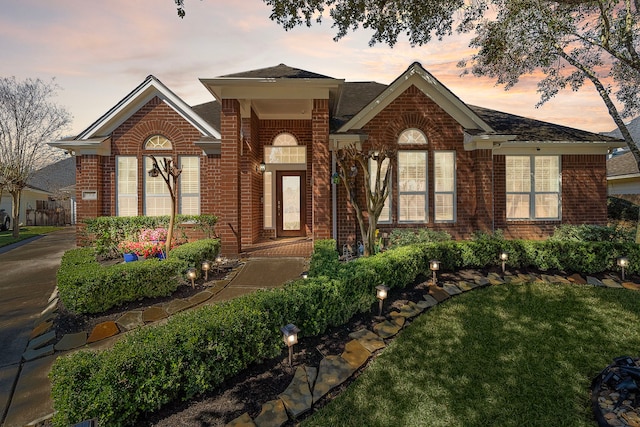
148, 163, 160, 178
430, 260, 441, 286
281, 323, 300, 366
201, 260, 211, 280
301, 271, 308, 279
375, 284, 390, 317
186, 268, 197, 288
257, 162, 266, 173
617, 257, 629, 281
500, 251, 509, 274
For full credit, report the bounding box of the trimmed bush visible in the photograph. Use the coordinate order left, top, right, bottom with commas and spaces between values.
57, 239, 220, 314
608, 196, 640, 221
550, 223, 634, 243
50, 238, 640, 426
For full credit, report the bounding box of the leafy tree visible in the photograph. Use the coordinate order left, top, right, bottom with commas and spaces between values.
335, 144, 393, 256
0, 77, 71, 238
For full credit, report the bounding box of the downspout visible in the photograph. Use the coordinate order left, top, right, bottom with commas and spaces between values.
332, 149, 337, 242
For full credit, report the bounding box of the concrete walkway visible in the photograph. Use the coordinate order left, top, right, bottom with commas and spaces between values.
0, 228, 77, 427
0, 233, 308, 426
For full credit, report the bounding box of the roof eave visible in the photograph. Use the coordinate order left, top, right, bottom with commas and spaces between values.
48, 137, 111, 156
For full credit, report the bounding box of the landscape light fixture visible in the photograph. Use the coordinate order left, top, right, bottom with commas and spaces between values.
186, 268, 197, 288
301, 271, 308, 280
201, 260, 211, 281
375, 284, 390, 317
500, 251, 509, 274
430, 260, 441, 286
617, 257, 629, 281
281, 323, 300, 366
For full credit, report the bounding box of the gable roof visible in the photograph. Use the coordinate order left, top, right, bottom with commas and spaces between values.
29, 157, 76, 194
220, 63, 335, 80
608, 151, 640, 178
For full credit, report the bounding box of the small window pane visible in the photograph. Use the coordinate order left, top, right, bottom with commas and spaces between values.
535, 156, 559, 192
370, 158, 391, 222
145, 156, 171, 216
507, 194, 530, 219
398, 129, 427, 145
434, 152, 455, 192
399, 194, 426, 221
264, 171, 273, 228
535, 194, 559, 218
180, 156, 199, 215
116, 156, 137, 217
145, 135, 172, 150
506, 157, 531, 193
435, 194, 454, 221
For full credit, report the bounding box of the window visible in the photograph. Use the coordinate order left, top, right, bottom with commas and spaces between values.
264, 133, 306, 164
116, 156, 138, 216
144, 156, 171, 216
179, 156, 200, 215
398, 151, 428, 222
506, 156, 560, 220
370, 157, 391, 223
145, 135, 172, 150
398, 128, 428, 145
264, 171, 273, 228
434, 151, 456, 222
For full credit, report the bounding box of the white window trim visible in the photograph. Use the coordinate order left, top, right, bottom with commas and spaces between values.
179, 155, 200, 215
115, 156, 138, 217
506, 155, 561, 221
398, 150, 429, 223
143, 156, 172, 216
434, 151, 456, 223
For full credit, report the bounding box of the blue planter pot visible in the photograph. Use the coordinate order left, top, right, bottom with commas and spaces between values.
157, 252, 166, 260
123, 253, 138, 263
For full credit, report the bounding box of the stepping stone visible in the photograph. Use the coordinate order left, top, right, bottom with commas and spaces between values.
341, 340, 370, 371
587, 276, 605, 287
312, 355, 355, 404
226, 412, 256, 427
428, 286, 450, 302
47, 288, 59, 304
487, 273, 504, 283
87, 321, 120, 343
188, 290, 214, 305
305, 366, 318, 391
279, 366, 312, 418
27, 330, 56, 351
55, 332, 87, 351
348, 329, 386, 353
30, 320, 53, 339
416, 300, 433, 311
395, 301, 422, 318
459, 270, 483, 281
165, 299, 193, 315
475, 277, 490, 287
35, 309, 56, 327
22, 344, 54, 362
519, 274, 536, 283
374, 317, 404, 339
442, 283, 462, 295
541, 274, 559, 283
116, 311, 144, 330
553, 275, 572, 284
143, 306, 169, 323
254, 399, 288, 427
567, 273, 587, 284
622, 282, 640, 291
601, 278, 623, 288
422, 294, 439, 308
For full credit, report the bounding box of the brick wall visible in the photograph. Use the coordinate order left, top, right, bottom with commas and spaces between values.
312, 99, 331, 240
219, 99, 241, 255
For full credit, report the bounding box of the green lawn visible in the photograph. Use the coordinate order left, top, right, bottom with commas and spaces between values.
0, 226, 64, 248
304, 283, 640, 427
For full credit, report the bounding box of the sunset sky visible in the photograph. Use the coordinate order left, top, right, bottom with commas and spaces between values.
0, 0, 622, 136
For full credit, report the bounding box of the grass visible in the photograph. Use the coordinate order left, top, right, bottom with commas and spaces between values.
303, 283, 640, 427
0, 226, 64, 248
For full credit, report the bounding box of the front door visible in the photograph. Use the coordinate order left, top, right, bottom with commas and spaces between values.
276, 171, 306, 237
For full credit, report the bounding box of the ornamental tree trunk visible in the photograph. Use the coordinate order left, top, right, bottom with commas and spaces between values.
10, 190, 20, 238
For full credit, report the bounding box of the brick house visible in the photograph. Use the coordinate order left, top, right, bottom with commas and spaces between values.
50, 62, 624, 255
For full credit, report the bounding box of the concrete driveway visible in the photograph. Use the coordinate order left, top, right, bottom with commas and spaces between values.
0, 227, 76, 425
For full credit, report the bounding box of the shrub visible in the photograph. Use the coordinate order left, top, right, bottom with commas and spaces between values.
57, 239, 220, 314
50, 238, 640, 426
608, 196, 640, 221
387, 227, 451, 248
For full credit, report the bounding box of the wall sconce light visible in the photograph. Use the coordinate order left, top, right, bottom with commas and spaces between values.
430, 260, 441, 286
375, 284, 390, 317
617, 256, 629, 281
257, 162, 266, 173
201, 260, 211, 281
500, 251, 509, 274
281, 323, 300, 366
186, 268, 197, 288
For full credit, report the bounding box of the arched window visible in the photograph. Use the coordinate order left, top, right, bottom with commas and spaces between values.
273, 133, 298, 146
398, 128, 427, 145
264, 133, 306, 164
144, 135, 172, 150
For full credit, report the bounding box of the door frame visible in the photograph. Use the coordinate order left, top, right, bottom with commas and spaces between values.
275, 171, 306, 237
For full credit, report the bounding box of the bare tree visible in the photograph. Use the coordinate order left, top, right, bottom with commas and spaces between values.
147, 156, 182, 257
0, 77, 71, 238
335, 144, 393, 256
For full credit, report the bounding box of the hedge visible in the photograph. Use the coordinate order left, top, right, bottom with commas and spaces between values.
50, 238, 640, 426
56, 239, 220, 314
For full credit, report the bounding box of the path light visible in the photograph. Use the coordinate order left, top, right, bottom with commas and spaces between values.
375, 284, 390, 317
430, 260, 441, 287
301, 271, 308, 280
215, 255, 223, 273
281, 323, 300, 366
201, 260, 211, 281
617, 257, 629, 281
186, 268, 197, 288
500, 251, 509, 274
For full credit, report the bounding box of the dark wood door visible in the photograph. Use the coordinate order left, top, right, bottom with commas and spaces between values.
276, 171, 306, 237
